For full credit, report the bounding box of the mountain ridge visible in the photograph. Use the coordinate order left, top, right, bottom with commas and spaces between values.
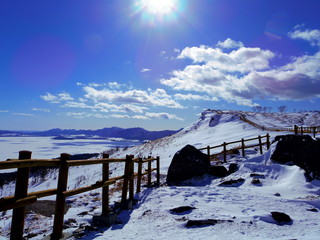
0, 127, 182, 141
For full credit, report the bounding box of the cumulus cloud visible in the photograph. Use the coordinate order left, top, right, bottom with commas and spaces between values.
288, 25, 320, 47
216, 38, 244, 49
41, 92, 73, 103
145, 112, 184, 121
161, 36, 320, 106
83, 86, 183, 108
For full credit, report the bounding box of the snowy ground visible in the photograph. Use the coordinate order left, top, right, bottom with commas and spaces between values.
1, 111, 320, 239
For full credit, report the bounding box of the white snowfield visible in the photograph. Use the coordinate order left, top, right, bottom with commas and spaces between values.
0, 110, 320, 240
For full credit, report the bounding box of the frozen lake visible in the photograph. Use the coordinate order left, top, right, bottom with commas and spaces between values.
0, 136, 142, 169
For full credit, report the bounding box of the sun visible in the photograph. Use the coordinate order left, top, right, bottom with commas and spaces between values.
134, 0, 179, 22
142, 0, 176, 15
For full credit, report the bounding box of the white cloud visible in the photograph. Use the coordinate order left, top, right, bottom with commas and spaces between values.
110, 114, 130, 119
145, 112, 184, 121
41, 93, 58, 102
32, 108, 50, 112
141, 68, 151, 73
132, 115, 149, 120
174, 93, 218, 101
288, 25, 320, 47
83, 87, 183, 109
60, 112, 108, 119
0, 110, 9, 113
108, 82, 122, 89
216, 38, 244, 49
161, 37, 320, 106
41, 92, 73, 103
13, 113, 34, 116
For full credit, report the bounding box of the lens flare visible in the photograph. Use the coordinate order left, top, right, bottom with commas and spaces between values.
134, 0, 184, 25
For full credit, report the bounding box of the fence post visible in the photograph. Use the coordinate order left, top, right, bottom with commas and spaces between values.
294, 125, 298, 135
121, 155, 131, 204
207, 146, 210, 161
156, 156, 160, 187
266, 133, 270, 149
241, 139, 245, 156
147, 156, 152, 185
313, 127, 316, 138
258, 135, 263, 154
136, 158, 143, 193
128, 155, 134, 201
10, 150, 32, 240
102, 153, 110, 215
223, 142, 227, 163
51, 153, 70, 240
301, 126, 303, 135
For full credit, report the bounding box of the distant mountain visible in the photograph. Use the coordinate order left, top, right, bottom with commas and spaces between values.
10, 127, 182, 141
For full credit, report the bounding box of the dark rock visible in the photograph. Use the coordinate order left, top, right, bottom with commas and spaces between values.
186, 219, 233, 227
251, 178, 261, 185
306, 208, 318, 212
170, 206, 196, 214
167, 145, 210, 184
271, 134, 313, 164
298, 141, 320, 178
207, 165, 228, 177
250, 173, 265, 178
219, 178, 245, 186
73, 228, 86, 239
274, 193, 281, 197
271, 211, 292, 224
271, 134, 320, 179
229, 163, 239, 174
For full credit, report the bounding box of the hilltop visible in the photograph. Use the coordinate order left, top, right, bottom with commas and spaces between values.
1, 110, 320, 240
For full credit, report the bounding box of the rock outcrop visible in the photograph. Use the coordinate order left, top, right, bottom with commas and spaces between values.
166, 145, 210, 185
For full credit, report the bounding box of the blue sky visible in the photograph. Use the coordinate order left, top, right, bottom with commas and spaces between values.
1, 0, 320, 131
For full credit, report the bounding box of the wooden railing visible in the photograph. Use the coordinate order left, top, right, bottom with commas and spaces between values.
0, 152, 160, 240
198, 134, 270, 162
240, 114, 320, 137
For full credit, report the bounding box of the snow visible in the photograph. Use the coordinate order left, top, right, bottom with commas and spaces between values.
1, 110, 320, 239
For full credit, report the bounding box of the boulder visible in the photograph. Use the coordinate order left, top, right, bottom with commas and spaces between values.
271, 134, 320, 179
167, 145, 210, 185
271, 211, 292, 224
271, 134, 313, 164
207, 165, 228, 177
298, 141, 320, 178
229, 163, 239, 174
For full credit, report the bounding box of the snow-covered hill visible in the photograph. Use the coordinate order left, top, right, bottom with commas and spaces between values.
1, 110, 320, 240
111, 110, 320, 173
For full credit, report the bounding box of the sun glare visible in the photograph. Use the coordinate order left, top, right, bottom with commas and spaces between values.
134, 0, 180, 24
143, 0, 176, 15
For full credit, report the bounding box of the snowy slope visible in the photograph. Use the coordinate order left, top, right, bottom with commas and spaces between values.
1, 110, 320, 240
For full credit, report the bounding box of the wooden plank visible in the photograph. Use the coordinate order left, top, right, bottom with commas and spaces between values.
0, 196, 37, 212
2, 189, 57, 203
51, 153, 70, 240
10, 150, 32, 240
63, 179, 117, 198
102, 153, 109, 215
0, 159, 60, 169
66, 158, 126, 167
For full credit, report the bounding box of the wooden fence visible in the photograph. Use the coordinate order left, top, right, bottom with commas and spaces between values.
198, 134, 270, 163
0, 152, 160, 240
240, 114, 320, 137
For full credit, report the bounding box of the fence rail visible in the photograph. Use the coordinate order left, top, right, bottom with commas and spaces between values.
240, 114, 320, 137
198, 134, 270, 162
0, 152, 160, 240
